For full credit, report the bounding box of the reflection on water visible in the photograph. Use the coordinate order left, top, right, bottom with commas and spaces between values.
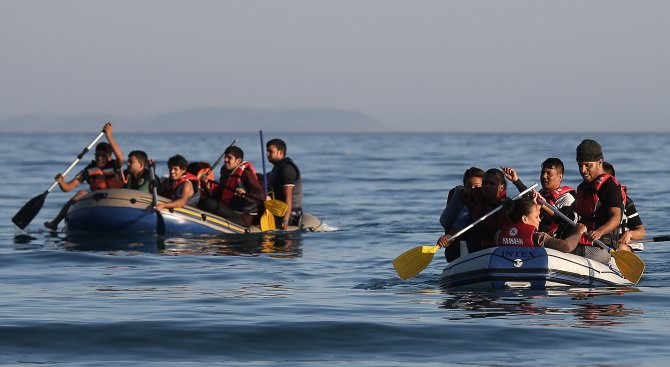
14, 230, 304, 258
439, 288, 643, 327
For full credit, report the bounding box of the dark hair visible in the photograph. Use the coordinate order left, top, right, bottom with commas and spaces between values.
462, 167, 484, 185
504, 196, 536, 223
167, 154, 188, 170
95, 142, 113, 156
603, 161, 615, 177
128, 150, 148, 166
266, 138, 287, 154
541, 157, 565, 175
485, 168, 507, 189
225, 146, 244, 160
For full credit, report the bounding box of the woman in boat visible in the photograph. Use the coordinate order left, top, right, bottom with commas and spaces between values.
437, 168, 509, 261
496, 194, 587, 253
156, 154, 200, 211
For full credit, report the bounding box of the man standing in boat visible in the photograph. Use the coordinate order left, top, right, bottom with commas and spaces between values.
573, 139, 625, 264
266, 138, 303, 229
44, 122, 124, 230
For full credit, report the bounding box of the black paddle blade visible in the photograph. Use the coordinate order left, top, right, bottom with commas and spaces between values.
156, 211, 166, 236
12, 192, 47, 229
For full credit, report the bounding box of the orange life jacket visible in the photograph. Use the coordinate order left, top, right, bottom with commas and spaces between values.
168, 172, 200, 200
86, 161, 125, 191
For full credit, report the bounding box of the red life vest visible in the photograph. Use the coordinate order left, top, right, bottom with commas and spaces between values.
86, 162, 125, 191
496, 223, 536, 247
219, 161, 257, 207
575, 173, 625, 245
539, 185, 575, 236
168, 172, 199, 200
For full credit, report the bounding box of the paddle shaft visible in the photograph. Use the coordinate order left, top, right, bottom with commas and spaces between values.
447, 184, 538, 244
260, 130, 268, 198
536, 195, 610, 251
638, 235, 670, 243
47, 131, 106, 194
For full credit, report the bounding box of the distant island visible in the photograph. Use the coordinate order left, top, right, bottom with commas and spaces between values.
0, 107, 389, 133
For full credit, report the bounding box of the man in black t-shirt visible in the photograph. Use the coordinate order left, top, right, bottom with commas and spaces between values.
574, 139, 625, 264
266, 138, 303, 229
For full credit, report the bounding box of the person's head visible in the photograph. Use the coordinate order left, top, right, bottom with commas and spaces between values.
603, 161, 615, 177
576, 139, 604, 183
224, 146, 244, 171
540, 158, 565, 191
482, 168, 507, 202
167, 154, 188, 180
188, 161, 214, 180
94, 142, 113, 168
266, 138, 287, 164
127, 150, 148, 176
505, 196, 541, 229
462, 167, 484, 194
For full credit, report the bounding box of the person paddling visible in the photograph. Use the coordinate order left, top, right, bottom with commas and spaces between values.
44, 122, 124, 230
437, 168, 509, 261
574, 139, 625, 264
197, 146, 264, 226
439, 167, 484, 233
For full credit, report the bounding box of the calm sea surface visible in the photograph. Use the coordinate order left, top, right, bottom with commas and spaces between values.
1, 132, 670, 366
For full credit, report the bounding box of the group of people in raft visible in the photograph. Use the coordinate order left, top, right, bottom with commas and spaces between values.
437, 138, 645, 265
43, 122, 303, 230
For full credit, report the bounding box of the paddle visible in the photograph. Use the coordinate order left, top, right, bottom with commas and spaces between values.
259, 130, 276, 231
149, 160, 166, 236
12, 131, 106, 230
220, 184, 287, 217
536, 194, 645, 284
638, 235, 670, 243
393, 184, 538, 280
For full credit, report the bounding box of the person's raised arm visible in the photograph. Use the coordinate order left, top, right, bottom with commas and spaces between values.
103, 122, 124, 167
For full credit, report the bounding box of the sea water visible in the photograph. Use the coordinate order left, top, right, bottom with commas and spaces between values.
1, 132, 670, 366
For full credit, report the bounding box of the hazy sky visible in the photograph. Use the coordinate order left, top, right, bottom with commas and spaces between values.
2, 1, 669, 132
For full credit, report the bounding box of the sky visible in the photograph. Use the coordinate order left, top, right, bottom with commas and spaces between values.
1, 0, 669, 132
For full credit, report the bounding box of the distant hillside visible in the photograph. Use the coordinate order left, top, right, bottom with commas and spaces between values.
0, 107, 388, 133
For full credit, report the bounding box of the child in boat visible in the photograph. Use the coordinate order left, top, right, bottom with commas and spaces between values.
496, 193, 587, 253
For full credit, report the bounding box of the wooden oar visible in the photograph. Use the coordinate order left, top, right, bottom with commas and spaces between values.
536, 195, 645, 284
12, 131, 106, 230
149, 161, 165, 236
259, 130, 276, 231
393, 184, 538, 280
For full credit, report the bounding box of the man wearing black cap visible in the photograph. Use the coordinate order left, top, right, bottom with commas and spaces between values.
573, 139, 626, 264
